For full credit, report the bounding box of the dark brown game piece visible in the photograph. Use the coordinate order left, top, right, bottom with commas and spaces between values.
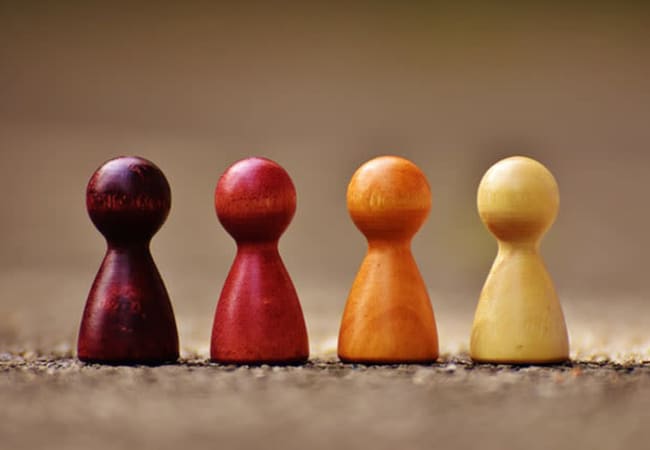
211, 157, 309, 364
78, 156, 179, 364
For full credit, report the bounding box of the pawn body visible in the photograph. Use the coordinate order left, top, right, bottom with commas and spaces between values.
211, 157, 309, 364
338, 156, 438, 364
78, 156, 179, 364
470, 156, 569, 364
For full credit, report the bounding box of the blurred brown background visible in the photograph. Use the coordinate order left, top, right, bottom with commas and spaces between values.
1, 1, 649, 358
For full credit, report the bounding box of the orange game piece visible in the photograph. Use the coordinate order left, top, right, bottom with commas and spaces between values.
338, 156, 439, 363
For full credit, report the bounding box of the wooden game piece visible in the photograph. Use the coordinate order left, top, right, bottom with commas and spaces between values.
211, 157, 309, 364
338, 156, 439, 364
470, 155, 569, 364
78, 156, 179, 364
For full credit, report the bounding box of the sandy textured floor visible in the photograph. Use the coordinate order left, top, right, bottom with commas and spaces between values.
2, 280, 649, 449
2, 270, 649, 449
2, 354, 650, 450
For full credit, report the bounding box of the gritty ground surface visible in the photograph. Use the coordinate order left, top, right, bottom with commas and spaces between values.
2, 275, 649, 450
2, 354, 650, 450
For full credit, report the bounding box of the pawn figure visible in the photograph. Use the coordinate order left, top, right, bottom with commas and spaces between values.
338, 156, 439, 363
211, 157, 309, 364
470, 156, 569, 364
78, 156, 179, 364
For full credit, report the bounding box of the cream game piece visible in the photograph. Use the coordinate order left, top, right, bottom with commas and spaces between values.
470, 156, 569, 364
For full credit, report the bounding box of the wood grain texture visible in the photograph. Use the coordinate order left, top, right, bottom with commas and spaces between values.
471, 156, 569, 364
211, 157, 309, 364
78, 156, 179, 364
338, 156, 438, 363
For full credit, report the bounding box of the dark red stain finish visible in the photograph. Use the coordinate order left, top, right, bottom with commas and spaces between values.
78, 156, 179, 364
211, 157, 309, 364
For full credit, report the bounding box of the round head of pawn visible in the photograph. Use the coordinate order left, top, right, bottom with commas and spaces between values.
477, 156, 559, 243
86, 156, 171, 243
347, 156, 431, 241
215, 157, 296, 242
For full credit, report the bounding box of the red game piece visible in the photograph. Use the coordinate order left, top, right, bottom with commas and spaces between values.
211, 157, 309, 364
78, 156, 179, 364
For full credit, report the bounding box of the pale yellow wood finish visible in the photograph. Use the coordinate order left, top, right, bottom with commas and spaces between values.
338, 156, 439, 363
471, 156, 569, 364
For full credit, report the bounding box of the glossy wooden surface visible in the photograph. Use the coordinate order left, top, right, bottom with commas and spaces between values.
211, 157, 309, 364
471, 156, 569, 364
78, 156, 179, 364
338, 156, 439, 363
